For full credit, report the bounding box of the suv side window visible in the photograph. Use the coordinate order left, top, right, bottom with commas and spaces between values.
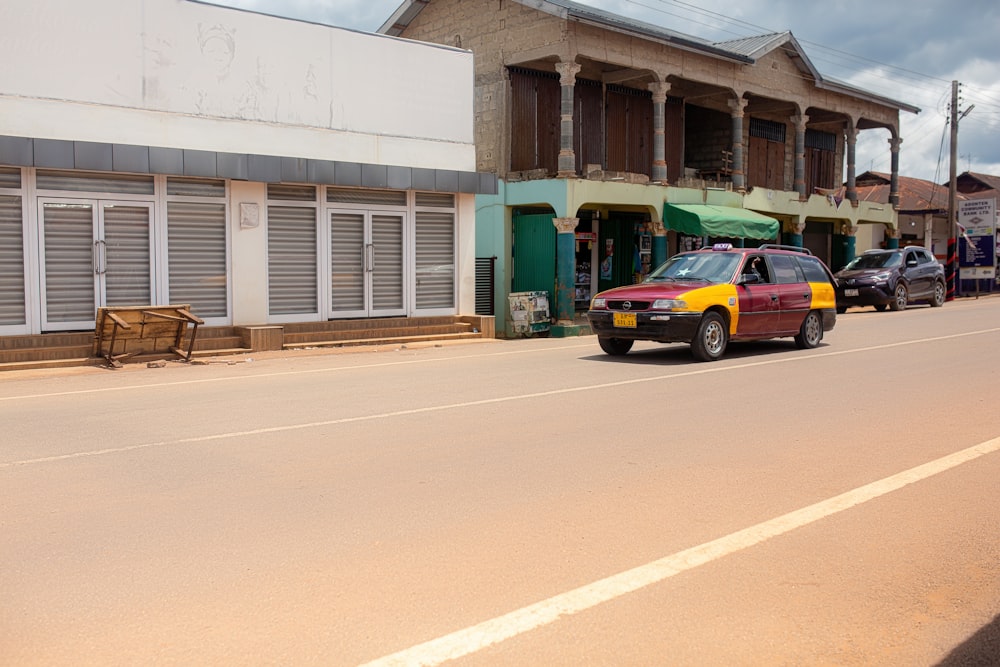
796, 255, 832, 283
913, 249, 932, 265
769, 254, 805, 284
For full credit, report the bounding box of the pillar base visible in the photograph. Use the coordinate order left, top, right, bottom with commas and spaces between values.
550, 322, 592, 338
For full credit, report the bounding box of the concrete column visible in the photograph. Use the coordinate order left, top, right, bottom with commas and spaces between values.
793, 113, 809, 199
842, 224, 858, 269
649, 220, 668, 269
649, 82, 671, 184
885, 225, 900, 249
556, 62, 581, 178
845, 123, 858, 203
786, 220, 805, 248
889, 136, 902, 207
728, 97, 748, 192
553, 217, 579, 324
923, 212, 934, 251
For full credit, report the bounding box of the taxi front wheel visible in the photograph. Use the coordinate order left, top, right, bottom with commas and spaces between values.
691, 312, 728, 362
598, 336, 633, 356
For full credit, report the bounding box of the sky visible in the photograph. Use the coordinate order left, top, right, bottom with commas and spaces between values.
210, 0, 1000, 185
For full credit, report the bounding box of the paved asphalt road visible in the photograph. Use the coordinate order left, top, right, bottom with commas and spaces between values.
2, 297, 999, 666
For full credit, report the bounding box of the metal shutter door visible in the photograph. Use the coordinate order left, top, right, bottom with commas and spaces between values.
268, 206, 318, 316
372, 214, 404, 311
0, 196, 25, 325
103, 204, 152, 307
167, 201, 227, 318
330, 212, 365, 314
42, 202, 95, 323
415, 211, 455, 309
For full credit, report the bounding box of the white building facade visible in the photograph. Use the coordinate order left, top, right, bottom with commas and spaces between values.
0, 0, 495, 337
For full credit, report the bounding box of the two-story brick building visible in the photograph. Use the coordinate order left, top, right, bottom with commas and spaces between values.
380, 0, 919, 336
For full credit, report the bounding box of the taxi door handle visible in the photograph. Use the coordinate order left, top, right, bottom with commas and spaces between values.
802, 292, 810, 299
770, 294, 778, 302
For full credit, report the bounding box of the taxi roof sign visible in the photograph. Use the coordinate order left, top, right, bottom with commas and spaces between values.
711, 243, 734, 251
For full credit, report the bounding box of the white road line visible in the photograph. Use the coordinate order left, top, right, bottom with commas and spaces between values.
3, 327, 1000, 468
359, 436, 1000, 667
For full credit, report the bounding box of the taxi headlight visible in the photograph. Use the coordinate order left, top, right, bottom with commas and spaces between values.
591, 297, 606, 309
651, 298, 687, 310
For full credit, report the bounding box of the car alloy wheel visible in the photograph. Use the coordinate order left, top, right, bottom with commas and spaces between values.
889, 283, 908, 311
931, 280, 946, 307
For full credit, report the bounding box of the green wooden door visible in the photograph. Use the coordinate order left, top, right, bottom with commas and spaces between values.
512, 213, 556, 293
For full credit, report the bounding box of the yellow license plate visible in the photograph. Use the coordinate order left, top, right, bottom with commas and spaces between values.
613, 312, 637, 328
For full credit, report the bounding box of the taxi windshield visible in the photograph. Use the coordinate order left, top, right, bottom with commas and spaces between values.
646, 252, 740, 284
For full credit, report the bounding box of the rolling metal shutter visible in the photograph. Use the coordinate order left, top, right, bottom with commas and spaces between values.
268, 206, 318, 316
0, 196, 25, 325
103, 204, 152, 307
42, 203, 95, 323
415, 210, 455, 309
372, 214, 404, 311
167, 201, 227, 318
330, 212, 365, 313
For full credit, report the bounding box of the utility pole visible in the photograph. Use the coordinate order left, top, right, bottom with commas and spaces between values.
947, 80, 975, 301
948, 80, 959, 300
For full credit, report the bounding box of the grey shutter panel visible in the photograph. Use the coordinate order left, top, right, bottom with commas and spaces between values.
103, 205, 151, 307
268, 206, 318, 316
330, 212, 365, 313
42, 203, 95, 323
0, 196, 25, 325
372, 214, 403, 311
167, 201, 227, 318
415, 211, 455, 309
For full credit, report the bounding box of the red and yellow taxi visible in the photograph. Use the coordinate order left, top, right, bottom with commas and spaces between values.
587, 244, 837, 361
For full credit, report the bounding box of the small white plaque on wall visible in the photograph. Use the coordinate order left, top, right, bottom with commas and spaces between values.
240, 202, 260, 229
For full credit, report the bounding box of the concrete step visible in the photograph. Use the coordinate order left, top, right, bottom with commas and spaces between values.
283, 331, 483, 350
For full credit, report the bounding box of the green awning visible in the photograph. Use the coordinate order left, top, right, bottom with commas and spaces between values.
663, 204, 779, 240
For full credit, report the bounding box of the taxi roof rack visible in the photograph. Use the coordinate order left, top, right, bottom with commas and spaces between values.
757, 244, 813, 255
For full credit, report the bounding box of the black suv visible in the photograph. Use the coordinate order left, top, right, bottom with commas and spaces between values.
834, 247, 946, 312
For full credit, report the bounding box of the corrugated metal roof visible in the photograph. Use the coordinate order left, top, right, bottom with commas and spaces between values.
852, 171, 961, 212
959, 172, 1000, 193
714, 32, 791, 58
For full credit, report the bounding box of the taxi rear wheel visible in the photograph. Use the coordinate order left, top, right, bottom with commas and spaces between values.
795, 310, 823, 349
691, 312, 728, 362
598, 336, 633, 356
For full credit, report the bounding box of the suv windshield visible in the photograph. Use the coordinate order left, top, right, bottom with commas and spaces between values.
844, 252, 902, 270
647, 252, 740, 283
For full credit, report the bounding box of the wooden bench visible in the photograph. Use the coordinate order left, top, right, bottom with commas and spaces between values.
94, 305, 204, 368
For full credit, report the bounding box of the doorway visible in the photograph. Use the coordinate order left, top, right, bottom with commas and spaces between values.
38, 198, 153, 330
329, 210, 405, 318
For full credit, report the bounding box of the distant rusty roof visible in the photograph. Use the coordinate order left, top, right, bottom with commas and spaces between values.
851, 171, 955, 212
